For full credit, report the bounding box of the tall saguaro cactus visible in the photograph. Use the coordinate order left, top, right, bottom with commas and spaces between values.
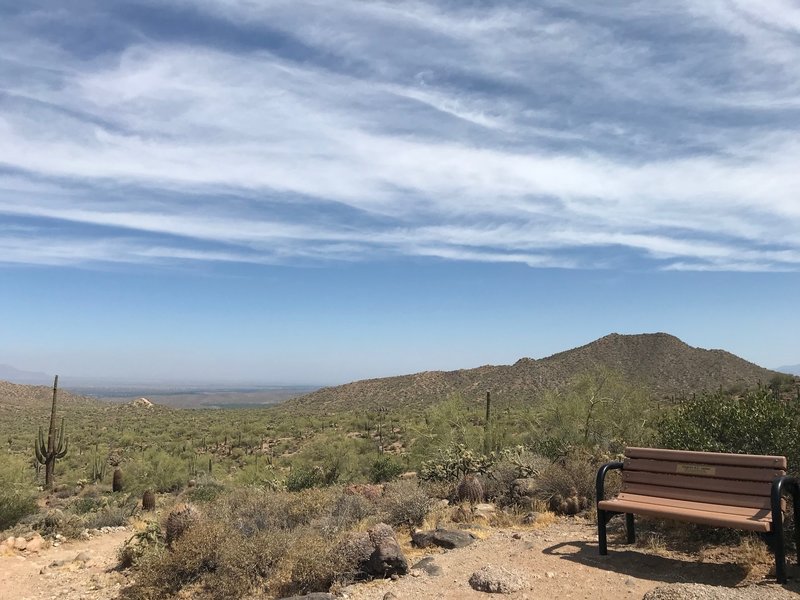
34, 375, 68, 489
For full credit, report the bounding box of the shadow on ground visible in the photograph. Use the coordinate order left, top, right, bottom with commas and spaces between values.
543, 538, 800, 591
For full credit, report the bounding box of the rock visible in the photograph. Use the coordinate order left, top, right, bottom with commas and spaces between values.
412, 557, 443, 577
340, 523, 408, 579
26, 535, 44, 553
512, 533, 522, 540
74, 551, 92, 563
412, 528, 475, 549
13, 537, 27, 551
367, 523, 408, 578
277, 594, 335, 600
545, 571, 556, 578
384, 593, 400, 600
473, 503, 496, 520
5, 536, 15, 548
468, 565, 527, 594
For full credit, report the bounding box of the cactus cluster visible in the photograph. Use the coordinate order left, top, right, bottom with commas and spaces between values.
548, 487, 590, 515
419, 444, 495, 482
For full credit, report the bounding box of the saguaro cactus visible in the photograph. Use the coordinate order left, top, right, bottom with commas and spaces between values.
34, 375, 68, 489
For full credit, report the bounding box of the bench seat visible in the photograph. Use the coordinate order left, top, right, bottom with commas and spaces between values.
599, 493, 772, 532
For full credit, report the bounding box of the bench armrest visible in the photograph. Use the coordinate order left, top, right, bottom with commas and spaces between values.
596, 461, 624, 504
771, 475, 799, 522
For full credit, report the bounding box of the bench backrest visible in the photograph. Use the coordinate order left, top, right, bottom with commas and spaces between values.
622, 447, 787, 510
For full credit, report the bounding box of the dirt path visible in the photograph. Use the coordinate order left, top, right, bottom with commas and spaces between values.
342, 519, 799, 600
1, 519, 798, 600
0, 529, 131, 600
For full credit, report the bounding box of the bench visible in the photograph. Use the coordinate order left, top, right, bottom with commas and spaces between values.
596, 447, 799, 583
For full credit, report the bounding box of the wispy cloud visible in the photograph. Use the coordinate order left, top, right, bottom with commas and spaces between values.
1, 0, 799, 271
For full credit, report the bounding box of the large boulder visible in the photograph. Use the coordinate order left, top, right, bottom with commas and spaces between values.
411, 528, 475, 549
366, 523, 408, 577
340, 523, 408, 579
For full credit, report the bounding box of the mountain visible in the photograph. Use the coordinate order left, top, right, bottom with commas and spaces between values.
0, 364, 53, 385
776, 364, 800, 376
285, 333, 784, 412
0, 379, 99, 409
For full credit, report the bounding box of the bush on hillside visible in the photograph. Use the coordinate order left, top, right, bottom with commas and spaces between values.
369, 455, 403, 483
658, 386, 800, 472
0, 453, 38, 531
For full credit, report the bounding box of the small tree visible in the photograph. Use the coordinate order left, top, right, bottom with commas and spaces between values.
34, 375, 68, 489
659, 386, 800, 472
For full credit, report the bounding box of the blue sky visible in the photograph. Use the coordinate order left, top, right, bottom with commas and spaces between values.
1, 1, 799, 384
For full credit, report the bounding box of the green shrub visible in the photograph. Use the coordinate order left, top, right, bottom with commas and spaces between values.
184, 480, 226, 503
0, 453, 38, 531
126, 449, 188, 494
659, 387, 800, 472
286, 466, 325, 492
369, 455, 403, 483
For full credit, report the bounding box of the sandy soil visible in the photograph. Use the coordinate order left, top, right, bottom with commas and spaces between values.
341, 518, 800, 600
0, 529, 130, 600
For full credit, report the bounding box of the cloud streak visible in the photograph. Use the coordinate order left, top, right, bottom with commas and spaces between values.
0, 0, 799, 271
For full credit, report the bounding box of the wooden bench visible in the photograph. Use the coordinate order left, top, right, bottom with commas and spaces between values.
596, 447, 799, 583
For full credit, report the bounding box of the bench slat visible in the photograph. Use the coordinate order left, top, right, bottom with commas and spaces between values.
625, 447, 787, 470
615, 493, 772, 518
623, 471, 772, 497
623, 458, 784, 482
621, 482, 782, 511
597, 498, 772, 532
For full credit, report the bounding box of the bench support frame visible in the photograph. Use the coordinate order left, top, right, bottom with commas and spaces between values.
595, 461, 799, 584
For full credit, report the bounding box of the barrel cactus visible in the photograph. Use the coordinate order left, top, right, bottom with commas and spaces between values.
457, 474, 484, 504
165, 502, 200, 546
112, 468, 123, 492
142, 490, 155, 511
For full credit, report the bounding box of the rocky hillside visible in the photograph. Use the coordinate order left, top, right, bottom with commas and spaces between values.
285, 333, 784, 412
0, 380, 101, 422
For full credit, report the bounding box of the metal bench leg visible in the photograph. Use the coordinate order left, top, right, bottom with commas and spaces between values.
772, 518, 787, 584
598, 509, 608, 555
625, 513, 635, 544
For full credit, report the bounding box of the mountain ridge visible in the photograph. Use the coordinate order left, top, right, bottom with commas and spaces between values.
285, 332, 785, 412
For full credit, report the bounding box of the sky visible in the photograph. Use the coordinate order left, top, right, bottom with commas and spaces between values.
1, 1, 799, 384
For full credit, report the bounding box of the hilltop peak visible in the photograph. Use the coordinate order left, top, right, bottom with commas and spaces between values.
287, 333, 781, 412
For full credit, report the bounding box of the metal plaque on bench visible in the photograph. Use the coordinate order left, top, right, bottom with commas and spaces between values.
675, 463, 716, 476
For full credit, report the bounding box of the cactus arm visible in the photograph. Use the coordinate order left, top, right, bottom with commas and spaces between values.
55, 436, 68, 459
54, 418, 67, 455
35, 427, 46, 464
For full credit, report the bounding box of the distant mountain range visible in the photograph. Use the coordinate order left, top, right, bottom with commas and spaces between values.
776, 364, 800, 376
0, 364, 53, 385
285, 333, 786, 413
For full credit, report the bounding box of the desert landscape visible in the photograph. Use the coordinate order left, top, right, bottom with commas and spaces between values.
2, 333, 799, 600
